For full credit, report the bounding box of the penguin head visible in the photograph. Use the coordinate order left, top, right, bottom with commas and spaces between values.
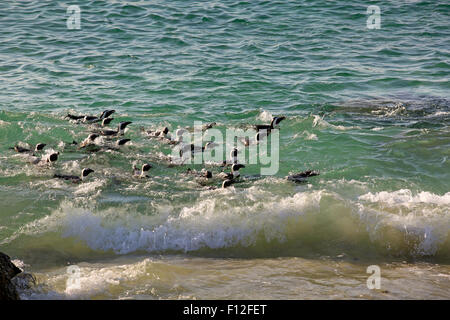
142, 163, 152, 172
119, 121, 132, 131
35, 143, 46, 151
231, 163, 245, 172
100, 109, 115, 119
102, 117, 114, 126
47, 152, 59, 163
162, 127, 169, 135
201, 169, 212, 179
88, 133, 99, 141
270, 116, 285, 127
117, 138, 131, 146
81, 168, 94, 177
204, 141, 218, 150
222, 180, 233, 188
175, 128, 187, 141
255, 131, 268, 143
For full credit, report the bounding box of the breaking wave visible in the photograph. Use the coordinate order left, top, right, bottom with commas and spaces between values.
6, 187, 450, 261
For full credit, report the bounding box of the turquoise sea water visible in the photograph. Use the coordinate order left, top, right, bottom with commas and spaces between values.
0, 1, 449, 299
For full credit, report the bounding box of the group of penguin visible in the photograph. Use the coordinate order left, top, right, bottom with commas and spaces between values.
9, 109, 319, 188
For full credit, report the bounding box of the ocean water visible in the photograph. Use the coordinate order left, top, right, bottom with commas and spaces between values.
0, 0, 449, 299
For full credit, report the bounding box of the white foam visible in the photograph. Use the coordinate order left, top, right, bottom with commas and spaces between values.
359, 189, 450, 206
61, 160, 81, 171
73, 178, 107, 196
428, 111, 449, 118
14, 190, 324, 254
62, 258, 153, 298
20, 257, 163, 300
305, 131, 319, 140
294, 130, 318, 141
357, 189, 450, 256
312, 115, 361, 131
11, 259, 28, 270
371, 103, 407, 117
7, 186, 449, 259
258, 110, 273, 122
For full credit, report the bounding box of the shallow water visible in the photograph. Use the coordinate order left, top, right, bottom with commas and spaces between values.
0, 1, 449, 299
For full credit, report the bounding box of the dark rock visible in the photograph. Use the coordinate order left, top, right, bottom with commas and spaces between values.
12, 272, 36, 291
0, 252, 22, 300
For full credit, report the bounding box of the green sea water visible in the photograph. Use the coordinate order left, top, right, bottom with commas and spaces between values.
0, 0, 449, 299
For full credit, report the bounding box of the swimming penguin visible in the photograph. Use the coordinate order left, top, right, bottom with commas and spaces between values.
90, 117, 114, 127
254, 116, 286, 132
54, 168, 95, 183
10, 143, 46, 155
82, 115, 100, 123
256, 131, 268, 143
47, 152, 59, 163
286, 170, 320, 183
205, 179, 235, 190
220, 148, 241, 167
179, 141, 217, 158
133, 163, 152, 178
186, 168, 212, 179
101, 117, 114, 127
82, 137, 131, 153
202, 122, 216, 131
65, 114, 85, 121
97, 121, 132, 137
79, 134, 99, 148
239, 131, 266, 147
202, 169, 213, 179
83, 110, 115, 124
142, 126, 169, 138
222, 179, 234, 188
202, 141, 219, 152
217, 163, 245, 180
66, 109, 115, 123
29, 152, 59, 165
103, 138, 131, 151
116, 138, 131, 146
230, 148, 238, 163
166, 128, 187, 145
185, 122, 217, 132
175, 128, 187, 141
99, 109, 115, 120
